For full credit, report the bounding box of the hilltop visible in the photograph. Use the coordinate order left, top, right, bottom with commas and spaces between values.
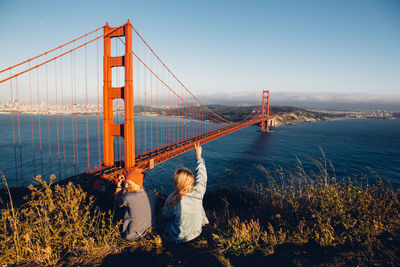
1, 160, 400, 266
271, 106, 338, 126
206, 105, 339, 124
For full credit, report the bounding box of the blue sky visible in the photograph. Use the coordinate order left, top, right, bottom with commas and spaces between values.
0, 0, 399, 106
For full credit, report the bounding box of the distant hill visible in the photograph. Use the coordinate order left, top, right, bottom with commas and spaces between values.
271, 106, 339, 125
206, 105, 339, 125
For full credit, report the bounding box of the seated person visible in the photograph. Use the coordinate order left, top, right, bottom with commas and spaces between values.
115, 169, 158, 241
162, 143, 208, 243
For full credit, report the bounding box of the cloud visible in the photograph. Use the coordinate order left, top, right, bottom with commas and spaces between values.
31, 19, 45, 25
197, 91, 400, 110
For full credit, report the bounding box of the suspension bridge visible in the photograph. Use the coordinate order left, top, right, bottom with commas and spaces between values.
0, 21, 275, 187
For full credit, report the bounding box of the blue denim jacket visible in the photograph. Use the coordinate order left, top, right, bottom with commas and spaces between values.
162, 157, 209, 243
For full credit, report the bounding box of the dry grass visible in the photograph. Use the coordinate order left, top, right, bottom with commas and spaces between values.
0, 174, 125, 265
1, 154, 399, 266
212, 217, 262, 256
0, 172, 167, 266
210, 155, 400, 259
254, 164, 400, 248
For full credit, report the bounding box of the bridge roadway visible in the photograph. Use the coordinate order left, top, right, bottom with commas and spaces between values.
64, 117, 266, 185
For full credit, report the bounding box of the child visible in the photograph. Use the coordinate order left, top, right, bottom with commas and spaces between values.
162, 143, 208, 243
116, 169, 158, 241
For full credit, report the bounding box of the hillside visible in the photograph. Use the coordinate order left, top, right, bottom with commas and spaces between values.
270, 106, 340, 126
206, 105, 341, 125
1, 163, 399, 266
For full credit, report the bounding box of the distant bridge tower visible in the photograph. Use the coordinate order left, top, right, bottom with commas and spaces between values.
261, 90, 270, 132
103, 21, 135, 169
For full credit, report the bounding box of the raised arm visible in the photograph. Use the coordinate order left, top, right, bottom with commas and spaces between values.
193, 144, 207, 197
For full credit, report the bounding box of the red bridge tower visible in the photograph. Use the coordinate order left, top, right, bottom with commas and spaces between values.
103, 21, 135, 169
261, 90, 270, 132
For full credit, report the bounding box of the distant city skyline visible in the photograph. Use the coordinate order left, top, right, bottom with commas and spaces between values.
0, 0, 399, 109
2, 91, 400, 111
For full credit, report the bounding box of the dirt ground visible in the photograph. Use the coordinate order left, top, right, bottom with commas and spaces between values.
99, 228, 400, 267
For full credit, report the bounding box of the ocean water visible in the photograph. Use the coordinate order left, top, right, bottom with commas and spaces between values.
0, 114, 399, 192
146, 118, 400, 192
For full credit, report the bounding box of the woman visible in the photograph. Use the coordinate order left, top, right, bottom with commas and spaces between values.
162, 143, 209, 243
115, 168, 158, 241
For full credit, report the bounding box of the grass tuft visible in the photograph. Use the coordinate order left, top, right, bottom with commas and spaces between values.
213, 217, 262, 256
0, 174, 124, 265
210, 156, 400, 259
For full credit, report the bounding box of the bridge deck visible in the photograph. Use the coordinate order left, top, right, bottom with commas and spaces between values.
65, 118, 265, 184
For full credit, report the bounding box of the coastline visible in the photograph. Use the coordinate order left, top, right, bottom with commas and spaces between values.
1, 106, 398, 131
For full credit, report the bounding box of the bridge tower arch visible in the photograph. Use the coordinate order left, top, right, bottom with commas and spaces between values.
103, 21, 135, 169
261, 90, 270, 132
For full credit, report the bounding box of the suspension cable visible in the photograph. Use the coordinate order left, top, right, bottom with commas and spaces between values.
0, 26, 123, 84
0, 26, 103, 74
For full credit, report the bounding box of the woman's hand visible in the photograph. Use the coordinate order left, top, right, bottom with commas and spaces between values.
117, 174, 125, 187
194, 143, 202, 159
115, 174, 125, 196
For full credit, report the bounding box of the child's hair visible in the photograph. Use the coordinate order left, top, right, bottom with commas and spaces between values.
168, 168, 194, 208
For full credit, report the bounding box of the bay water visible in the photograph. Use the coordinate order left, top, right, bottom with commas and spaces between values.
0, 114, 399, 192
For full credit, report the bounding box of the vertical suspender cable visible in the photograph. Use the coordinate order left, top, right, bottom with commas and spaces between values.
45, 56, 52, 174
184, 101, 186, 139
150, 63, 153, 150
201, 107, 203, 134
74, 51, 79, 173
71, 52, 76, 175
171, 87, 173, 143
160, 63, 162, 148
37, 68, 43, 175
177, 92, 180, 141
96, 37, 101, 168
116, 39, 121, 162
10, 71, 18, 184
161, 69, 164, 146
55, 59, 61, 180
196, 105, 198, 136
177, 91, 179, 141
60, 52, 66, 178
16, 77, 24, 185
144, 45, 147, 152
173, 88, 175, 143
168, 75, 170, 143
203, 107, 205, 134
85, 40, 90, 170
137, 58, 141, 154
156, 63, 159, 149
29, 62, 36, 176
164, 81, 166, 145
181, 97, 183, 141
166, 83, 168, 143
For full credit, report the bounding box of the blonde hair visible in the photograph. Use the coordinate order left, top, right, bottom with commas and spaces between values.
125, 181, 144, 193
168, 168, 194, 208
